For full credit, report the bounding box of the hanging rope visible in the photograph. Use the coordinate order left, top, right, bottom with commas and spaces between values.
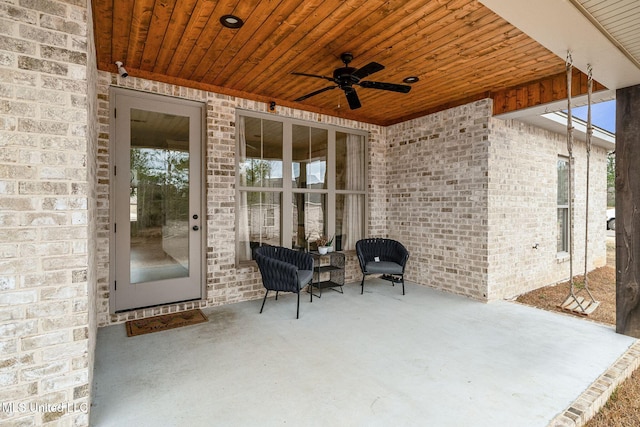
565, 51, 580, 311
582, 64, 597, 304
560, 53, 599, 315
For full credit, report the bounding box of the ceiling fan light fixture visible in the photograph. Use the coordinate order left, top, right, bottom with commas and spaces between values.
220, 14, 244, 29
403, 76, 419, 84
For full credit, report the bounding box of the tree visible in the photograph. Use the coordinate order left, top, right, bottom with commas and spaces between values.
246, 159, 272, 187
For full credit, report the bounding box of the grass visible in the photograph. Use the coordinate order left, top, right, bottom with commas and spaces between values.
516, 236, 640, 426
587, 369, 640, 426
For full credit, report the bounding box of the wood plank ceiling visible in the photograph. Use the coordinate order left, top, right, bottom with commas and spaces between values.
92, 0, 603, 126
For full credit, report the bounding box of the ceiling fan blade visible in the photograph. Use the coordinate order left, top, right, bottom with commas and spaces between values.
292, 72, 335, 82
352, 62, 384, 80
358, 80, 412, 93
294, 86, 337, 102
345, 88, 361, 110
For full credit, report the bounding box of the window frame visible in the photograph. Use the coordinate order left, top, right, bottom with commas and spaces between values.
235, 110, 368, 263
557, 156, 570, 254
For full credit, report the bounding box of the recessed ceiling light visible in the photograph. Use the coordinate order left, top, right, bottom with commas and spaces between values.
403, 76, 419, 84
220, 14, 244, 29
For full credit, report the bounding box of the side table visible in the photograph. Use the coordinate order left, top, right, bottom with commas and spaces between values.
309, 251, 345, 301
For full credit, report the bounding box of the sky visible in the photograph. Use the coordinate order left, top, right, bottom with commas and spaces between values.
568, 99, 616, 133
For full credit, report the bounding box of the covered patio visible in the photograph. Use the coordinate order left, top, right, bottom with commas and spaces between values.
3, 0, 640, 426
91, 280, 639, 426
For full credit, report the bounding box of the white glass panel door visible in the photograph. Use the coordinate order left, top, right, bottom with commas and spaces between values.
112, 89, 203, 312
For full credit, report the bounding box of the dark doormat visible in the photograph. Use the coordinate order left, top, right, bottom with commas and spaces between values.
125, 309, 208, 337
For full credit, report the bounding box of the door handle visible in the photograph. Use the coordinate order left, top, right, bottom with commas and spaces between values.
192, 225, 199, 231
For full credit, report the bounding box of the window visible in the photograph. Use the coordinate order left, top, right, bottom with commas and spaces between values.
292, 124, 328, 250
237, 116, 283, 262
236, 112, 367, 262
557, 157, 569, 253
335, 132, 366, 251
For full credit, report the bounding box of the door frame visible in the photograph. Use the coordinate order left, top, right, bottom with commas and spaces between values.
108, 87, 207, 313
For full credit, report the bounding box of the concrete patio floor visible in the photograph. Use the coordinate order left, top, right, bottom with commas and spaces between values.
91, 280, 639, 427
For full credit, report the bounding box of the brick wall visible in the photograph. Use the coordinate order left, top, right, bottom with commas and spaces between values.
0, 0, 94, 425
386, 100, 492, 299
487, 118, 608, 300
384, 101, 607, 301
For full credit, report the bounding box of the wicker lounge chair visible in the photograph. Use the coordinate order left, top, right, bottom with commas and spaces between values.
356, 238, 409, 295
254, 246, 314, 319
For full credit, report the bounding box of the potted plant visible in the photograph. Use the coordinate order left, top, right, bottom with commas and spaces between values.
316, 235, 329, 254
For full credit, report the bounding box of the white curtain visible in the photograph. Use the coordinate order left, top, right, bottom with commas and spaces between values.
237, 116, 252, 261
343, 134, 364, 250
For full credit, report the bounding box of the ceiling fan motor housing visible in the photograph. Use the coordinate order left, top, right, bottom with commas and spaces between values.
334, 67, 359, 88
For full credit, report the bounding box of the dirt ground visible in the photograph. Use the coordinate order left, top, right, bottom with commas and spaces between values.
516, 235, 640, 426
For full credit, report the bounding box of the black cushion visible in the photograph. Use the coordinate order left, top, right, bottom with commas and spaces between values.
356, 238, 409, 275
364, 261, 403, 275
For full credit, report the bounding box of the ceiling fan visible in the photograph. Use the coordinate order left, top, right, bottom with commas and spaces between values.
292, 53, 412, 110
